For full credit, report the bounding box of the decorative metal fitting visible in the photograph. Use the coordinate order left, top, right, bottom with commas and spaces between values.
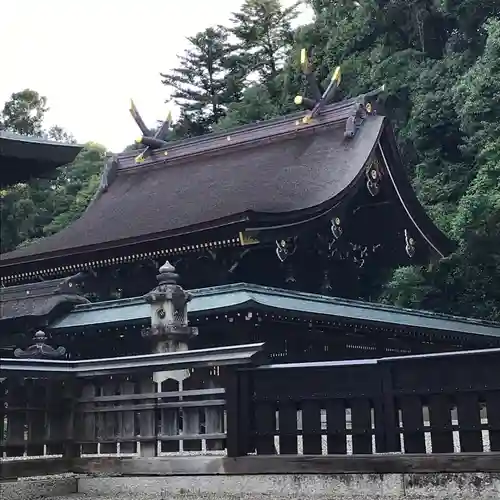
365, 160, 382, 197
276, 238, 297, 263
404, 229, 416, 258
330, 217, 343, 241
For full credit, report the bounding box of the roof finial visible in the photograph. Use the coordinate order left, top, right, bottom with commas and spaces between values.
130, 100, 173, 164
294, 47, 342, 124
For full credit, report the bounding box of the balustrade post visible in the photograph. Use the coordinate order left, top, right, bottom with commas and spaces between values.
62, 377, 80, 459
377, 360, 399, 453
225, 368, 252, 457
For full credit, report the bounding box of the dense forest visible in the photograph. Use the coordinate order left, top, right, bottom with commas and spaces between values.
1, 0, 499, 321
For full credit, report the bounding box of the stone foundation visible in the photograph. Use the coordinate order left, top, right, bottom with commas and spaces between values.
72, 473, 500, 499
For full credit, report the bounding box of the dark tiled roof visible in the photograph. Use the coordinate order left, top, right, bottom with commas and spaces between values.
0, 275, 89, 323
0, 100, 384, 264
0, 131, 83, 186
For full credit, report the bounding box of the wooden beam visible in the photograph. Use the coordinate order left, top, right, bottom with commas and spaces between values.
0, 342, 265, 377
4, 453, 500, 480
71, 453, 500, 476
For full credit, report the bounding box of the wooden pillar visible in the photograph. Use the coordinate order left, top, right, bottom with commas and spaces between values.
225, 368, 252, 457
62, 378, 81, 459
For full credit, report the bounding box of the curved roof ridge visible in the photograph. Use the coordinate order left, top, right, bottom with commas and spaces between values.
116, 100, 360, 173
118, 98, 359, 164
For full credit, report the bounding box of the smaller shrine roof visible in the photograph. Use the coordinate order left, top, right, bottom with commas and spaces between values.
48, 283, 500, 341
0, 274, 89, 325
0, 131, 83, 186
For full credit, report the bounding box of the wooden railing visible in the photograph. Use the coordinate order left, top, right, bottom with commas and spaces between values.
1, 377, 75, 458
231, 348, 500, 456
1, 345, 500, 480
76, 367, 226, 456
0, 343, 263, 463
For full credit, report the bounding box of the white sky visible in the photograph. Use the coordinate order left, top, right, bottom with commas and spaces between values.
1, 0, 313, 152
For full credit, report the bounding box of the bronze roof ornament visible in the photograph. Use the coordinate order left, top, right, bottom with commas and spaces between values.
294, 48, 342, 124
14, 330, 66, 359
130, 100, 173, 164
294, 47, 387, 139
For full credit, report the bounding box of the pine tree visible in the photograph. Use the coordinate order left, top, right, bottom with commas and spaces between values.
160, 26, 242, 135
230, 0, 300, 98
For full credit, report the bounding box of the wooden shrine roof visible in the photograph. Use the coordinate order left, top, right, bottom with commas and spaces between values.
0, 131, 83, 186
48, 283, 500, 342
0, 275, 89, 326
0, 95, 453, 280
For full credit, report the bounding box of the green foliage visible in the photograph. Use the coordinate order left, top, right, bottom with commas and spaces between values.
160, 26, 243, 135
229, 0, 300, 92
161, 0, 301, 132
42, 143, 106, 237
0, 89, 47, 136
383, 19, 500, 320
215, 85, 281, 129
0, 184, 37, 252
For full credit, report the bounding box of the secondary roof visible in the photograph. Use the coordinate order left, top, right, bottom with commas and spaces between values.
0, 275, 88, 329
0, 130, 83, 186
49, 282, 500, 341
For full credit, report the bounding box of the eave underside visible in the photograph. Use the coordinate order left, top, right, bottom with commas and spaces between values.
0, 134, 82, 186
